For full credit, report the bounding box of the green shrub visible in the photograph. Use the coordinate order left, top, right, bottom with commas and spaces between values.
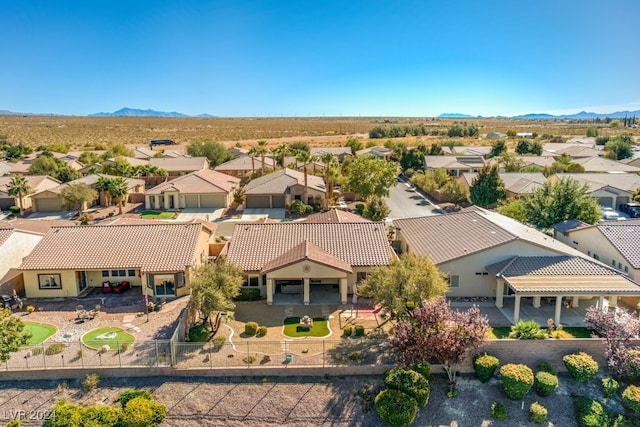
5, 419, 21, 427
491, 402, 507, 420
121, 396, 166, 427
473, 353, 499, 383
530, 402, 548, 424
82, 373, 101, 392
43, 399, 84, 427
538, 360, 557, 375
343, 326, 352, 337
563, 352, 599, 382
44, 342, 65, 355
118, 389, 153, 407
375, 389, 418, 427
256, 326, 268, 336
414, 361, 430, 379
500, 364, 534, 400
188, 324, 209, 342
211, 336, 226, 351
383, 368, 430, 407
82, 405, 121, 426
573, 395, 610, 427
535, 371, 559, 397
9, 206, 20, 214
31, 347, 43, 356
602, 377, 619, 398
508, 320, 548, 339
612, 414, 633, 427
234, 288, 261, 301
355, 203, 365, 215
244, 322, 259, 336
354, 325, 365, 336
623, 385, 640, 412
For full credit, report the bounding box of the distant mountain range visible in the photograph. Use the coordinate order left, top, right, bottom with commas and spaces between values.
90, 107, 202, 117
439, 110, 640, 119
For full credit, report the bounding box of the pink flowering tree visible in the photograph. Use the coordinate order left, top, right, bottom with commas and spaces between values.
391, 297, 489, 392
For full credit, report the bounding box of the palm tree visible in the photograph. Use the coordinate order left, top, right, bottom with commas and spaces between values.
321, 152, 338, 208
255, 140, 269, 175
247, 147, 259, 177
295, 150, 315, 204
272, 143, 289, 168
6, 175, 31, 216
107, 176, 129, 215
94, 176, 111, 206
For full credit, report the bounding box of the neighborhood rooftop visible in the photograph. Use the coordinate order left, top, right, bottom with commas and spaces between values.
597, 221, 640, 268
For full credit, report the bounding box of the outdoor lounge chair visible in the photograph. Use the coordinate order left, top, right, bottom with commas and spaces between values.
284, 354, 293, 364
101, 281, 112, 293
111, 281, 130, 293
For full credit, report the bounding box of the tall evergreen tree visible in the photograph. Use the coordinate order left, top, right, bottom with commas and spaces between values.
470, 165, 506, 207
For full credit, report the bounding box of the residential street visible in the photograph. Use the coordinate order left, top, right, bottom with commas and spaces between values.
385, 176, 442, 221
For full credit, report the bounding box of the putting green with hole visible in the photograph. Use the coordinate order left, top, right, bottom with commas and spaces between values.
22, 322, 57, 345
82, 327, 135, 350
283, 317, 330, 338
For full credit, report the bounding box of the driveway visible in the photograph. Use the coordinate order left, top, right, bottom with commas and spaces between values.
27, 211, 78, 220
240, 208, 286, 220
384, 176, 442, 221
175, 208, 225, 221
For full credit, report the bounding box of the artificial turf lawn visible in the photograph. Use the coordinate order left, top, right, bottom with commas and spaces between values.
22, 322, 57, 345
283, 317, 330, 338
82, 327, 135, 350
139, 210, 174, 219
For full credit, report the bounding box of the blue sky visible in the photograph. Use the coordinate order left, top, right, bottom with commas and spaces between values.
2, 1, 639, 117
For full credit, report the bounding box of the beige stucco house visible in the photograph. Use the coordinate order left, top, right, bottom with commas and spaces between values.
393, 207, 640, 325
0, 222, 44, 295
19, 223, 213, 299
226, 222, 394, 305
548, 173, 640, 209
0, 175, 61, 211
242, 168, 326, 208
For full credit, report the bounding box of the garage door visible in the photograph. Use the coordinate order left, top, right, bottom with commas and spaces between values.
33, 197, 63, 212
184, 195, 199, 208
246, 195, 271, 208
0, 198, 14, 210
597, 197, 613, 208
200, 194, 225, 208
272, 195, 286, 208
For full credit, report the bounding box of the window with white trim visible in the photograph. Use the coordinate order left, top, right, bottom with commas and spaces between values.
448, 275, 460, 288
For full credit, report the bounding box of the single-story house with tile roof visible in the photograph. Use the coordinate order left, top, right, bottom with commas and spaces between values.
0, 161, 11, 176
442, 146, 493, 157
393, 207, 640, 325
573, 157, 640, 173
542, 143, 603, 158
214, 156, 276, 180
149, 157, 209, 178
458, 172, 546, 199
0, 175, 61, 211
548, 173, 640, 208
510, 156, 557, 170
0, 221, 44, 295
310, 147, 353, 163
424, 155, 487, 176
145, 169, 241, 210
355, 146, 393, 159
301, 208, 371, 223
620, 157, 640, 168
29, 174, 145, 212
242, 168, 326, 208
226, 222, 394, 305
19, 222, 213, 299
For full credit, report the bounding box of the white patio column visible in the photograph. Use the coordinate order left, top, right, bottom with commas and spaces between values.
303, 278, 310, 305
163, 193, 170, 210
554, 296, 563, 326
572, 296, 580, 308
145, 195, 151, 209
155, 195, 160, 209
266, 279, 274, 305
533, 296, 541, 308
339, 278, 348, 304
599, 296, 606, 312
513, 295, 521, 324
609, 296, 618, 308
495, 279, 504, 308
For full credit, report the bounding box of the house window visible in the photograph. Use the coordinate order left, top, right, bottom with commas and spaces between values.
618, 263, 622, 269
38, 274, 62, 289
128, 270, 136, 277
448, 275, 460, 288
475, 272, 489, 276
111, 270, 119, 277
625, 266, 629, 273
119, 270, 126, 277
593, 254, 600, 260
356, 272, 368, 283
612, 259, 616, 267
587, 251, 591, 256
245, 276, 259, 287
101, 270, 109, 277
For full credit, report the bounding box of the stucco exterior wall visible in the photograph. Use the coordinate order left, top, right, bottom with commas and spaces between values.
23, 270, 79, 298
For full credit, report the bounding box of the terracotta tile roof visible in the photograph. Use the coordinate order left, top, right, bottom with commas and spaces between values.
260, 240, 353, 273
301, 208, 371, 224
214, 156, 276, 171
552, 219, 590, 234
20, 223, 205, 272
243, 168, 325, 195
553, 173, 640, 193
0, 223, 13, 246
0, 175, 61, 195
597, 221, 640, 268
227, 222, 391, 271
149, 157, 209, 172
37, 174, 145, 195
8, 219, 77, 235
146, 169, 240, 195
574, 157, 640, 173
460, 172, 546, 194
485, 256, 640, 294
394, 208, 587, 265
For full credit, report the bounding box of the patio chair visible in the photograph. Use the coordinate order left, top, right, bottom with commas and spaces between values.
101, 281, 112, 293
284, 354, 293, 364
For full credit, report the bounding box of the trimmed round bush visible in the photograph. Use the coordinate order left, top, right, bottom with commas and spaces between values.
474, 353, 499, 383
574, 395, 610, 427
530, 402, 548, 424
375, 389, 418, 427
538, 361, 557, 375
256, 326, 268, 336
563, 352, 598, 382
491, 402, 507, 420
118, 389, 153, 407
535, 371, 559, 397
383, 367, 430, 406
343, 326, 353, 337
414, 361, 430, 379
244, 322, 258, 336
188, 324, 209, 342
622, 385, 640, 412
354, 325, 365, 336
122, 396, 166, 427
45, 342, 65, 356
602, 377, 619, 398
82, 405, 122, 426
500, 364, 534, 400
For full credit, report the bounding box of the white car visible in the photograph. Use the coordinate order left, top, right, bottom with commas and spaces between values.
601, 207, 620, 220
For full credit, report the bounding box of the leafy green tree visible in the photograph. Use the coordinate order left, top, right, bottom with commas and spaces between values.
498, 152, 524, 172
60, 183, 98, 211
359, 253, 448, 318
429, 143, 444, 155
488, 140, 508, 158
102, 156, 133, 177
0, 309, 30, 362
566, 162, 586, 173
104, 143, 133, 158
440, 180, 469, 206
133, 164, 168, 179
633, 188, 640, 203
470, 164, 506, 207
400, 150, 424, 172
344, 155, 398, 200
107, 176, 129, 215
288, 141, 310, 153
186, 139, 231, 167
28, 154, 61, 177
56, 165, 81, 183
188, 259, 243, 331
363, 195, 391, 221
496, 198, 527, 223
520, 178, 601, 229
78, 151, 101, 166
6, 175, 31, 216
605, 136, 634, 160
345, 137, 363, 154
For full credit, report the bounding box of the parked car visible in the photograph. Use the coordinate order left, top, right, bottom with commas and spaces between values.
0, 294, 14, 309
601, 207, 620, 220
620, 202, 640, 218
